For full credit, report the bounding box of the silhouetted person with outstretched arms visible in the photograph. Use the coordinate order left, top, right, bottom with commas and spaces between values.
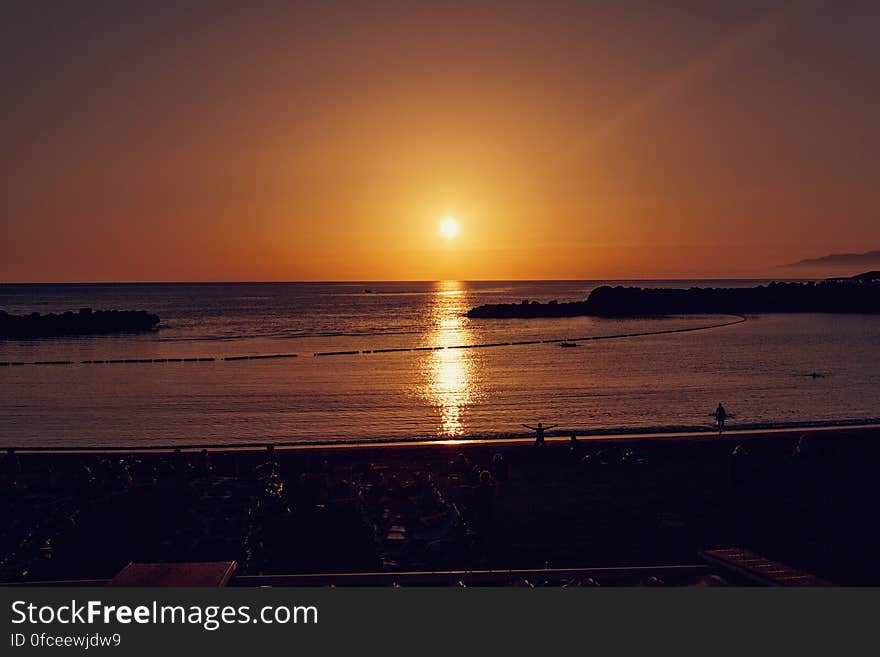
714, 403, 728, 435
522, 421, 558, 446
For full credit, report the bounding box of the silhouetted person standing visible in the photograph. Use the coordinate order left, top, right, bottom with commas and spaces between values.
714, 403, 728, 435
199, 448, 212, 475
522, 421, 558, 446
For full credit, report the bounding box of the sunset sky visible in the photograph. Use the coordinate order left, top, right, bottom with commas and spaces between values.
3, 1, 879, 282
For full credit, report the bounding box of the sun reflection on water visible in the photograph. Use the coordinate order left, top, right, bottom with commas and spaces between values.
421, 281, 479, 437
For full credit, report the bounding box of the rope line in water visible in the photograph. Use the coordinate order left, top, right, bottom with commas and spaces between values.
0, 315, 746, 367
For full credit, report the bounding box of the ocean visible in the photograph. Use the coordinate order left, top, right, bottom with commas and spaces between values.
1, 280, 878, 447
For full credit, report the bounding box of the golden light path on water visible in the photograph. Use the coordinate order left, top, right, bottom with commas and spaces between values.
420, 281, 480, 437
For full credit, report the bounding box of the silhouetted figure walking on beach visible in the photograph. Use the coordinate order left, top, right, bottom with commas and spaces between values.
714, 403, 728, 435
522, 422, 558, 446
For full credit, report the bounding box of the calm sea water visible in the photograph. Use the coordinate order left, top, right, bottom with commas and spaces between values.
1, 281, 879, 447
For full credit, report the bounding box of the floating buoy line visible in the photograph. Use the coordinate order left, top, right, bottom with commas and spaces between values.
0, 315, 746, 367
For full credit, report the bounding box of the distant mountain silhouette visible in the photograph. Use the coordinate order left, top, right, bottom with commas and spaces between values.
783, 250, 880, 268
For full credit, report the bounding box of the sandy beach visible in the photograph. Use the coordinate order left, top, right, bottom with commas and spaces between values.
3, 425, 879, 585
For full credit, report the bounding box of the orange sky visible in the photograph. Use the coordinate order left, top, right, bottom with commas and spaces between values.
3, 1, 880, 282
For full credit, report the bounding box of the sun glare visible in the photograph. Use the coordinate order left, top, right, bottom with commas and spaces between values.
439, 217, 460, 240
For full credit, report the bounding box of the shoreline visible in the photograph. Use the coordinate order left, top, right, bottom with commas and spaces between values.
5, 418, 880, 454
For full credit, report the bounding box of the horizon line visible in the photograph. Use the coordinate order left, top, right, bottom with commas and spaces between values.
0, 276, 818, 286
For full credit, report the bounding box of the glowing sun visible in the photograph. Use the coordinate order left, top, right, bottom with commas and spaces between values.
439, 216, 460, 240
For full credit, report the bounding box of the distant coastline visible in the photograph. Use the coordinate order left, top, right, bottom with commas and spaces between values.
467, 274, 880, 318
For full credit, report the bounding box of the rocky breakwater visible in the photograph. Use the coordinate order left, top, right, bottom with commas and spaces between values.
0, 307, 160, 338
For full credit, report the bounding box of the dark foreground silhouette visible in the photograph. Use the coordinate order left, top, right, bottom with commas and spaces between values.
2, 427, 880, 585
0, 308, 160, 339
467, 276, 880, 318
